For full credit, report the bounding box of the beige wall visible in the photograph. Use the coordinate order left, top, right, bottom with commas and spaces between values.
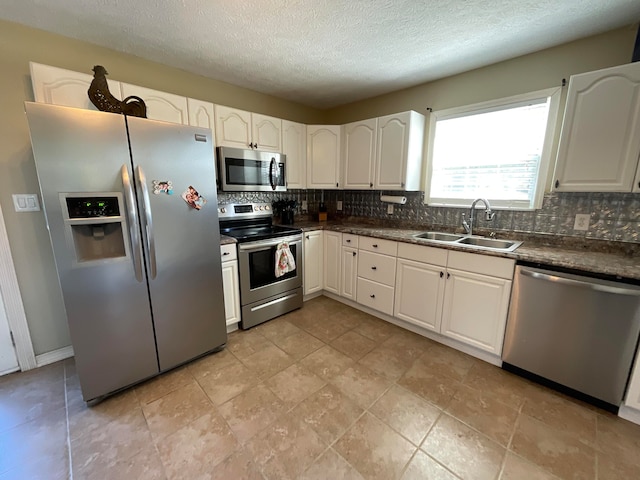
0, 20, 322, 356
324, 25, 638, 123
0, 19, 637, 357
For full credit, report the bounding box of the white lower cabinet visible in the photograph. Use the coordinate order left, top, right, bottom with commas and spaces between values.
340, 234, 359, 301
356, 238, 397, 316
304, 230, 324, 295
440, 268, 512, 354
394, 243, 514, 355
323, 231, 342, 295
356, 277, 395, 316
220, 245, 240, 328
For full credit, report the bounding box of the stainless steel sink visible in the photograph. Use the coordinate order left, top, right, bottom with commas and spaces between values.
455, 236, 522, 252
414, 232, 464, 242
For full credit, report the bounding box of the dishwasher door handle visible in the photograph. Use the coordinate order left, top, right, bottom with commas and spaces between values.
520, 268, 640, 296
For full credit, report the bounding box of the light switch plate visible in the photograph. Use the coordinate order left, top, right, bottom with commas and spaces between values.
573, 213, 590, 231
387, 204, 394, 215
301, 200, 308, 212
12, 194, 41, 212
337, 200, 343, 211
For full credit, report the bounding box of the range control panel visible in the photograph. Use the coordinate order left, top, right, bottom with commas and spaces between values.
66, 196, 120, 218
218, 202, 272, 220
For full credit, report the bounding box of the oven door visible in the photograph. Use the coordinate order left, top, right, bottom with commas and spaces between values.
237, 234, 302, 305
217, 147, 286, 192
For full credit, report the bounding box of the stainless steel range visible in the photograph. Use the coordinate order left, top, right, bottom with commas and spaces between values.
219, 203, 303, 329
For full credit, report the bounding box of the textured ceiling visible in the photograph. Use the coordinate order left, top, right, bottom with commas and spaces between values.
2, 1, 640, 109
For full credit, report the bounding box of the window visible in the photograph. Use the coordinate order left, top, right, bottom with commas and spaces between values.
424, 88, 561, 210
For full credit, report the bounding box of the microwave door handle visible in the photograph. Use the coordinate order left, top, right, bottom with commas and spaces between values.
135, 165, 157, 279
121, 165, 144, 282
269, 157, 276, 190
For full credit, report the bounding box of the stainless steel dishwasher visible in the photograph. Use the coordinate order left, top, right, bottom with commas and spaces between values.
502, 264, 640, 411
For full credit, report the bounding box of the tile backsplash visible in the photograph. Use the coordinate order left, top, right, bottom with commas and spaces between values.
217, 190, 640, 244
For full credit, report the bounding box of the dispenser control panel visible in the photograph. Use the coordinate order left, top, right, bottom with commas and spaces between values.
66, 197, 120, 218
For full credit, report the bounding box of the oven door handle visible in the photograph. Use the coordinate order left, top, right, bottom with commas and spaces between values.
238, 235, 302, 252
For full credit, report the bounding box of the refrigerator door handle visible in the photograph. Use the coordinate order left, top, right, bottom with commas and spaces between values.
121, 165, 144, 282
136, 165, 158, 279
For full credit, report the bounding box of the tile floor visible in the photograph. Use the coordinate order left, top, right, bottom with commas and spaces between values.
2, 296, 640, 479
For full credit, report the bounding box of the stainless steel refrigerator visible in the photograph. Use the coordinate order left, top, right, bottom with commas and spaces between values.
25, 102, 227, 402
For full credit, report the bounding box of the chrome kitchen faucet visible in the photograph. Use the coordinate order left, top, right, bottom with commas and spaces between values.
462, 198, 496, 236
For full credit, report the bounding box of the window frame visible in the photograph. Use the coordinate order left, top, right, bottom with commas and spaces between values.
423, 87, 562, 210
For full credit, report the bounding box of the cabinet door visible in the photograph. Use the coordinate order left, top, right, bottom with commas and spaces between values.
323, 231, 342, 294
554, 62, 640, 192
30, 62, 121, 111
221, 260, 240, 327
283, 120, 307, 189
215, 105, 252, 148
187, 98, 215, 130
375, 111, 425, 191
307, 125, 342, 189
120, 83, 189, 125
252, 113, 282, 152
340, 246, 358, 301
304, 231, 324, 295
440, 269, 511, 354
343, 119, 377, 189
624, 347, 640, 410
394, 258, 444, 333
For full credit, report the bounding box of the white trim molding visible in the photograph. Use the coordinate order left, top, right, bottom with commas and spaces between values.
0, 204, 36, 370
35, 345, 74, 368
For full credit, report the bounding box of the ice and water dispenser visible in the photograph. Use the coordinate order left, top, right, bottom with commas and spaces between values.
62, 193, 128, 263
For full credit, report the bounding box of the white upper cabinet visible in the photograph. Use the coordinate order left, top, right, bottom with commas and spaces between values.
554, 62, 640, 192
375, 111, 425, 191
187, 98, 215, 130
120, 83, 189, 125
307, 125, 342, 189
282, 120, 307, 189
343, 118, 378, 189
30, 62, 121, 111
215, 106, 282, 152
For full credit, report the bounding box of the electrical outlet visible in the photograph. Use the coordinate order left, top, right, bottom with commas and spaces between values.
301, 200, 308, 212
336, 200, 343, 211
573, 213, 590, 231
387, 204, 394, 215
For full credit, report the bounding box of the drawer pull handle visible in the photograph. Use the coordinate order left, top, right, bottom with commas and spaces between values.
371, 266, 377, 270
222, 252, 230, 256
372, 244, 378, 248
346, 239, 351, 243
370, 294, 375, 298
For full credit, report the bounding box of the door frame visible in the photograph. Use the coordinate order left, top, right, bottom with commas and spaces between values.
0, 204, 36, 371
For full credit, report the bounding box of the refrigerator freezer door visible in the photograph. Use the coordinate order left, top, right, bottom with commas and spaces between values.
126, 116, 227, 370
25, 103, 159, 401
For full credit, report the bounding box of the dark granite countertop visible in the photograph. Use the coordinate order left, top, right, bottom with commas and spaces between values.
293, 220, 640, 281
219, 235, 237, 246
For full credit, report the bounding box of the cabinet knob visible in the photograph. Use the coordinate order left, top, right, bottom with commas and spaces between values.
447, 272, 450, 279
370, 294, 375, 298
372, 244, 378, 248
440, 271, 444, 278
555, 179, 560, 188
336, 182, 339, 188
255, 143, 258, 149
370, 182, 373, 188
352, 251, 356, 256
306, 235, 310, 240
222, 252, 230, 256
346, 239, 351, 243
371, 266, 377, 270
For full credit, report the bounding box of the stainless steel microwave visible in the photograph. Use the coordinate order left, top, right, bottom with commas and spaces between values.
216, 147, 286, 192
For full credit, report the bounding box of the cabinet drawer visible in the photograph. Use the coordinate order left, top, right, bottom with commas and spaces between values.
397, 242, 448, 266
357, 277, 394, 316
447, 250, 514, 279
342, 233, 359, 248
220, 243, 237, 262
359, 236, 397, 256
357, 250, 396, 286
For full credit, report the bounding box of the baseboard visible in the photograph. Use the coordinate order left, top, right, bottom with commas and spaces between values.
618, 405, 640, 426
226, 322, 239, 334
35, 345, 74, 367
